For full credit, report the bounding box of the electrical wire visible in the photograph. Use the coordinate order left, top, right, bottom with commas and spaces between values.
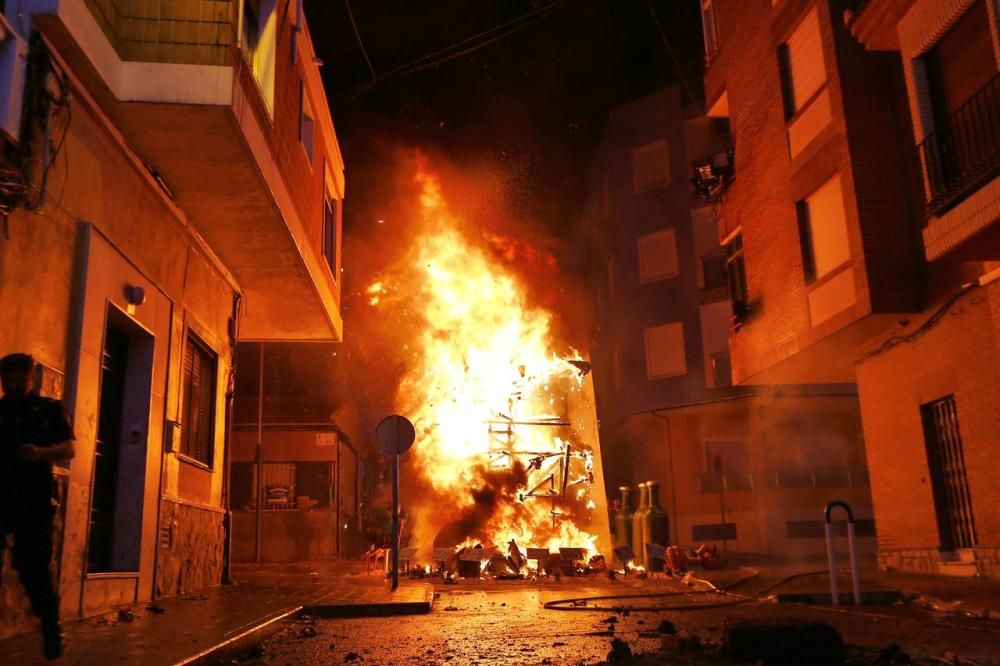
855, 283, 978, 363
337, 0, 576, 104
643, 0, 697, 106
344, 0, 376, 84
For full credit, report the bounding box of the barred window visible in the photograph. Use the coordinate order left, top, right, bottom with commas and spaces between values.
180, 334, 217, 466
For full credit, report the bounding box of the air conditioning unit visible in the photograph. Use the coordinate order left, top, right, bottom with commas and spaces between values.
0, 12, 27, 143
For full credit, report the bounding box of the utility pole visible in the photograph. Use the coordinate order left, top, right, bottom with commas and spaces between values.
254, 343, 264, 563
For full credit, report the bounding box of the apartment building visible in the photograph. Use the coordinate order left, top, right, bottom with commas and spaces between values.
0, 0, 344, 634
700, 0, 925, 387
847, 0, 1000, 578
578, 86, 873, 559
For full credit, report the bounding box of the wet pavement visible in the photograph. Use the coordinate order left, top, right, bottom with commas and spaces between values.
0, 562, 430, 666
230, 570, 1000, 665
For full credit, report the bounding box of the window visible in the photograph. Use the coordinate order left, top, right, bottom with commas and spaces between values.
701, 439, 751, 492
778, 9, 825, 119
242, 0, 261, 73
180, 334, 217, 466
323, 181, 338, 275
919, 0, 999, 213
725, 232, 748, 308
638, 229, 678, 283
692, 523, 736, 541
796, 175, 850, 283
786, 519, 876, 539
644, 322, 686, 379
778, 9, 830, 157
231, 461, 334, 512
299, 82, 315, 164
631, 140, 671, 192
291, 0, 302, 64
701, 0, 719, 62
924, 0, 994, 126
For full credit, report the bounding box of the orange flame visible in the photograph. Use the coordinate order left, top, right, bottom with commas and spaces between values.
373, 169, 601, 559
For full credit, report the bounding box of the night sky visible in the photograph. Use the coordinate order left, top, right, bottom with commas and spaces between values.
241, 1, 703, 424
305, 0, 703, 232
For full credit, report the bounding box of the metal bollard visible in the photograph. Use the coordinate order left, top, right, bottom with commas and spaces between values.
824, 500, 862, 606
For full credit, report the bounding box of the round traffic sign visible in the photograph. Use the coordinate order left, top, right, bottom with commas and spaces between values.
375, 414, 415, 455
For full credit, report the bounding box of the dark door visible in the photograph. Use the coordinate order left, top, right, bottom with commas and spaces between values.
920, 396, 977, 551
87, 323, 129, 572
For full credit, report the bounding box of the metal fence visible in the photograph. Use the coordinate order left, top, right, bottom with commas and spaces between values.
84, 0, 235, 67
918, 73, 1000, 215
768, 467, 869, 490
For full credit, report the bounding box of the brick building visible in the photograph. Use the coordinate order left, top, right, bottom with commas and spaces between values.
846, 0, 1000, 578
0, 0, 344, 635
577, 86, 873, 559
699, 0, 1000, 577
701, 0, 925, 387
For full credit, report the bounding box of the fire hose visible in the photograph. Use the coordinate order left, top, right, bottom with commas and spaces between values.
543, 568, 834, 612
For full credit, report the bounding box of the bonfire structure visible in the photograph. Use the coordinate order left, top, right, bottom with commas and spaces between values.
368, 171, 612, 576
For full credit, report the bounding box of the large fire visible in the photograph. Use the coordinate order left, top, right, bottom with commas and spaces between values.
368, 169, 609, 564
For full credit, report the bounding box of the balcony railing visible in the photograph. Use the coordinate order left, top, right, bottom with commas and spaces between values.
918, 73, 1000, 216
767, 467, 870, 490
698, 471, 753, 494
84, 0, 235, 67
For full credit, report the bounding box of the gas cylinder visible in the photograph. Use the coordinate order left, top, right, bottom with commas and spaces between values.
644, 480, 670, 571
613, 486, 633, 553
631, 482, 649, 567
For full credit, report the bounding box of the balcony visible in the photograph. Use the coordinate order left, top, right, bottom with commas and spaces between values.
32, 0, 344, 341
918, 73, 1000, 217
84, 0, 233, 66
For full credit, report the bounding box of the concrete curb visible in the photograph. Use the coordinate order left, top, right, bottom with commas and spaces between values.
304, 584, 435, 618
303, 600, 433, 618
167, 586, 434, 664
171, 606, 302, 666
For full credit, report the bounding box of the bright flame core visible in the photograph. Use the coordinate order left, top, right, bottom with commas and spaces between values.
375, 170, 601, 559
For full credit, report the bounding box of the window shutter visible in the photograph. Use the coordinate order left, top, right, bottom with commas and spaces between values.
785, 9, 826, 114
181, 335, 216, 466
631, 140, 671, 192
638, 229, 679, 283
803, 174, 850, 280
644, 322, 687, 379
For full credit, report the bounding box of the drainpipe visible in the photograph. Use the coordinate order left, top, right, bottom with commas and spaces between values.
650, 411, 678, 548
335, 436, 341, 559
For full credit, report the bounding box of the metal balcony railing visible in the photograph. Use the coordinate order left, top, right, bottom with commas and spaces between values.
84, 0, 235, 67
767, 467, 870, 490
918, 73, 1000, 216
698, 471, 753, 494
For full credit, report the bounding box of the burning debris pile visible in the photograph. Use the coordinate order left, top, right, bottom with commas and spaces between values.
366, 167, 610, 573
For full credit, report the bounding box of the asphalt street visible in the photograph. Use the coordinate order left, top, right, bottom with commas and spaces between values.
227, 573, 1000, 665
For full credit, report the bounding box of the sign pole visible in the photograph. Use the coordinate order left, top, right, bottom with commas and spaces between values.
392, 450, 400, 591
375, 415, 415, 595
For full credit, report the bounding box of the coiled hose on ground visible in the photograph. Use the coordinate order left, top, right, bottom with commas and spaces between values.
543, 568, 832, 612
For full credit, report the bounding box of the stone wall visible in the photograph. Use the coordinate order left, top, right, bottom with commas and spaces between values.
879, 546, 1000, 579
154, 499, 225, 598
878, 547, 941, 575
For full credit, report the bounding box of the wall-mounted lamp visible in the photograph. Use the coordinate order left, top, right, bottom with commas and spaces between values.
125, 284, 146, 315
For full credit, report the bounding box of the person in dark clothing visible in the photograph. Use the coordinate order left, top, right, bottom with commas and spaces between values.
0, 353, 75, 661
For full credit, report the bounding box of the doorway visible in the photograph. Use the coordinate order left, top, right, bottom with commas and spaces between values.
86, 306, 154, 573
